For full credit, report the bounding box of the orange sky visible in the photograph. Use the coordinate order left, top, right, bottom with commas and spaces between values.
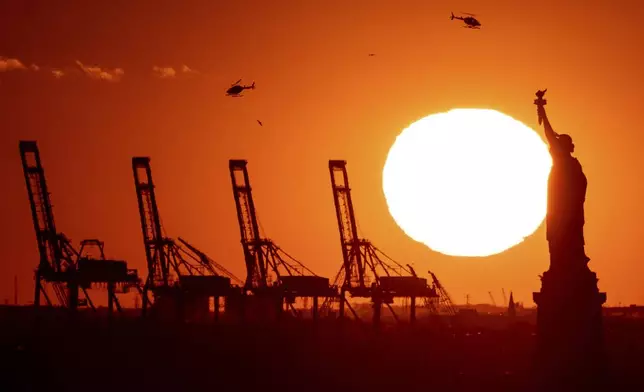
1, 1, 643, 307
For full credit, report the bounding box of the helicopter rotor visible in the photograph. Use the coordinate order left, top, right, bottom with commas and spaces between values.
460, 12, 477, 16
231, 79, 242, 86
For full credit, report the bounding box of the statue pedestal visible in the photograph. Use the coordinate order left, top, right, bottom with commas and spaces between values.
533, 266, 607, 390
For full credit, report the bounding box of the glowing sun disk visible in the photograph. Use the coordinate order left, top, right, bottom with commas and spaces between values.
382, 109, 552, 257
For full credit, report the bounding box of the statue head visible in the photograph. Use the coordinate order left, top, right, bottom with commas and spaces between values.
558, 134, 575, 153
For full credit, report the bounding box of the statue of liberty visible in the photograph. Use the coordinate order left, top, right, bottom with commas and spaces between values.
534, 89, 590, 271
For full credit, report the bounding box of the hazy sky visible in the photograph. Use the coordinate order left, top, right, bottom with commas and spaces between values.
1, 0, 643, 307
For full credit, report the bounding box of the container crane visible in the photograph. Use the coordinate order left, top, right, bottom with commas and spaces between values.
20, 141, 138, 313
20, 141, 79, 309
228, 159, 335, 321
132, 157, 240, 321
325, 160, 437, 325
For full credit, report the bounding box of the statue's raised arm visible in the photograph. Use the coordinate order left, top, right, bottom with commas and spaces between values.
534, 89, 559, 147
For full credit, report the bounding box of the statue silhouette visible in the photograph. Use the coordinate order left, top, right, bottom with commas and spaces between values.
534, 90, 590, 270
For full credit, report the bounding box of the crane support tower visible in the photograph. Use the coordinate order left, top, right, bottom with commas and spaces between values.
228, 159, 336, 321
327, 160, 438, 325
19, 141, 139, 315
132, 157, 242, 322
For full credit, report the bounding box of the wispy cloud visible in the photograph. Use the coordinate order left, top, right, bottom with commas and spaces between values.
153, 64, 200, 79
2, 56, 210, 82
75, 60, 124, 82
0, 56, 67, 79
152, 66, 176, 79
180, 64, 198, 74
0, 57, 26, 72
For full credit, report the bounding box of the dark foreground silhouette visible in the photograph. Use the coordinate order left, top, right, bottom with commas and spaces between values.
1, 308, 643, 392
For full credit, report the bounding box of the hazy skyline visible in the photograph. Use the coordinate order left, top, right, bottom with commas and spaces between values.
2, 0, 644, 306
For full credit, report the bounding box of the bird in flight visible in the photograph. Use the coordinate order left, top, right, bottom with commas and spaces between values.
257, 120, 263, 126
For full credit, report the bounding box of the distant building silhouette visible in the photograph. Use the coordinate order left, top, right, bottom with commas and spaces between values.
507, 292, 516, 318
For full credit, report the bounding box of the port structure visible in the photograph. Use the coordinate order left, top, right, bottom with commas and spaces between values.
19, 141, 139, 314
132, 157, 243, 322
228, 159, 336, 321
325, 160, 438, 325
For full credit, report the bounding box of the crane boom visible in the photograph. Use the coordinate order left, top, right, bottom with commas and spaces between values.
20, 141, 64, 275
19, 141, 76, 307
177, 237, 244, 286
329, 160, 365, 288
229, 159, 268, 290
488, 291, 497, 307
132, 157, 170, 289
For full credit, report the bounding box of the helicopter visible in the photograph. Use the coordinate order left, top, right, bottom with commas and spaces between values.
450, 12, 481, 29
226, 79, 255, 97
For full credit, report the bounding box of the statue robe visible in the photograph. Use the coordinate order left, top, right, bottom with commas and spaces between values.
547, 144, 588, 268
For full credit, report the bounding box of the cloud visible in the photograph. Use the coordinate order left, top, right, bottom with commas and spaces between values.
0, 57, 26, 72
153, 65, 199, 78
1, 57, 208, 82
75, 60, 124, 82
180, 64, 198, 74
152, 66, 177, 78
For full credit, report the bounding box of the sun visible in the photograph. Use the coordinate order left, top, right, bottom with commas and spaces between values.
382, 109, 552, 257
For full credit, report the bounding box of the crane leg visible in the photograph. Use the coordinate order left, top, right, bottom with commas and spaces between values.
68, 281, 79, 313
113, 292, 122, 313
373, 298, 382, 327
410, 296, 416, 323
107, 282, 114, 318
34, 271, 41, 309
141, 288, 149, 318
